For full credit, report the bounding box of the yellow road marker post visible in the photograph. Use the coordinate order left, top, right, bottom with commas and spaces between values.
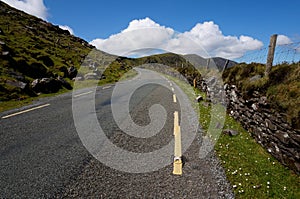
173, 94, 177, 103
173, 111, 182, 175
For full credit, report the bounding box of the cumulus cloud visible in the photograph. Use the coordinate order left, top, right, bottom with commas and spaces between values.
277, 34, 292, 45
1, 0, 48, 20
59, 25, 74, 35
90, 18, 263, 59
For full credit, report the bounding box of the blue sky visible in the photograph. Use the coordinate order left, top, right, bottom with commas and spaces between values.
2, 0, 300, 60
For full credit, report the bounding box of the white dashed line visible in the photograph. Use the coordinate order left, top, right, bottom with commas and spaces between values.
74, 91, 93, 98
102, 86, 112, 90
1, 104, 50, 119
173, 94, 177, 103
171, 87, 174, 92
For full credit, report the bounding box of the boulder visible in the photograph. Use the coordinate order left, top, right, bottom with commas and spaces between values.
196, 95, 203, 102
250, 75, 262, 82
57, 76, 72, 90
2, 51, 9, 56
6, 80, 27, 89
223, 129, 239, 136
31, 78, 62, 93
68, 66, 77, 79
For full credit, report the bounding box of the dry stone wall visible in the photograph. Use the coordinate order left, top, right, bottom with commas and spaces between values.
193, 77, 300, 174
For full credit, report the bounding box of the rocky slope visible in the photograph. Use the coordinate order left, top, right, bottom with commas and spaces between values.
0, 1, 96, 101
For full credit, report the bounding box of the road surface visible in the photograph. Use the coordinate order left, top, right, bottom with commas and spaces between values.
0, 68, 233, 198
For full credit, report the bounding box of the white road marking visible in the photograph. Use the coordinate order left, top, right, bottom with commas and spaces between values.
102, 86, 112, 90
171, 87, 174, 92
1, 104, 50, 119
173, 94, 177, 103
74, 91, 93, 98
170, 83, 172, 87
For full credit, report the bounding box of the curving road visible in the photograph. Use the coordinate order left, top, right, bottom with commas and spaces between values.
0, 68, 233, 198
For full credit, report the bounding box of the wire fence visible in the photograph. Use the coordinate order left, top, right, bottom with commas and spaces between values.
235, 41, 300, 65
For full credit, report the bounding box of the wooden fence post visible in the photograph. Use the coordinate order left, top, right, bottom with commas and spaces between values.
265, 34, 278, 77
206, 58, 210, 70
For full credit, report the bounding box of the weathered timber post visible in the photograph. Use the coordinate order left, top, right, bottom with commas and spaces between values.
193, 78, 197, 88
206, 58, 210, 70
265, 34, 278, 77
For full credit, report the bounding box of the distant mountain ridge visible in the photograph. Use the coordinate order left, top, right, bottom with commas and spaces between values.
183, 54, 238, 71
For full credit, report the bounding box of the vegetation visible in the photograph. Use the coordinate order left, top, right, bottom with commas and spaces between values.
223, 62, 300, 129
0, 2, 135, 111
196, 89, 300, 198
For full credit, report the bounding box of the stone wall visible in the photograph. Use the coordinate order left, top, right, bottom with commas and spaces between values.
223, 84, 300, 174
194, 77, 300, 174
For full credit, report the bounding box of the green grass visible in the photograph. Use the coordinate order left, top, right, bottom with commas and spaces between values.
0, 87, 71, 112
196, 89, 300, 198
1, 69, 138, 112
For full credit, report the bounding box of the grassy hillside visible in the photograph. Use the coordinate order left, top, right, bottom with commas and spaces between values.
0, 1, 135, 107
0, 1, 93, 100
132, 53, 203, 81
223, 62, 300, 129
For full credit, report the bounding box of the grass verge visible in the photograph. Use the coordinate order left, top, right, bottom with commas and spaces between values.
196, 89, 300, 198
0, 69, 138, 113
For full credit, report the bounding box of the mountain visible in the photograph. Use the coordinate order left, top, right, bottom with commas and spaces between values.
183, 54, 238, 71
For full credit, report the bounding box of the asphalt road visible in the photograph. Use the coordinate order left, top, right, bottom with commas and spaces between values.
0, 68, 233, 198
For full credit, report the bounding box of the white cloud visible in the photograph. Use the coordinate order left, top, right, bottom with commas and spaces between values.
277, 34, 292, 45
90, 18, 263, 59
59, 25, 74, 35
1, 0, 48, 20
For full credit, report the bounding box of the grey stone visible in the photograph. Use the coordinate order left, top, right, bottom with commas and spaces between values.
222, 129, 239, 136
196, 95, 203, 102
6, 80, 27, 89
249, 75, 262, 82
2, 51, 9, 56
265, 119, 277, 131
68, 66, 78, 79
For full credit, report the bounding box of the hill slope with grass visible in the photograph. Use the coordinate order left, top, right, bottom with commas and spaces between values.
0, 1, 98, 101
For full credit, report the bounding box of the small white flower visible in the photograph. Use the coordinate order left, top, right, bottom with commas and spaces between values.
238, 183, 242, 186
265, 172, 268, 175
284, 186, 287, 191
245, 178, 248, 181
233, 185, 237, 188
253, 186, 256, 189
267, 186, 270, 189
272, 162, 275, 165
267, 181, 270, 185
